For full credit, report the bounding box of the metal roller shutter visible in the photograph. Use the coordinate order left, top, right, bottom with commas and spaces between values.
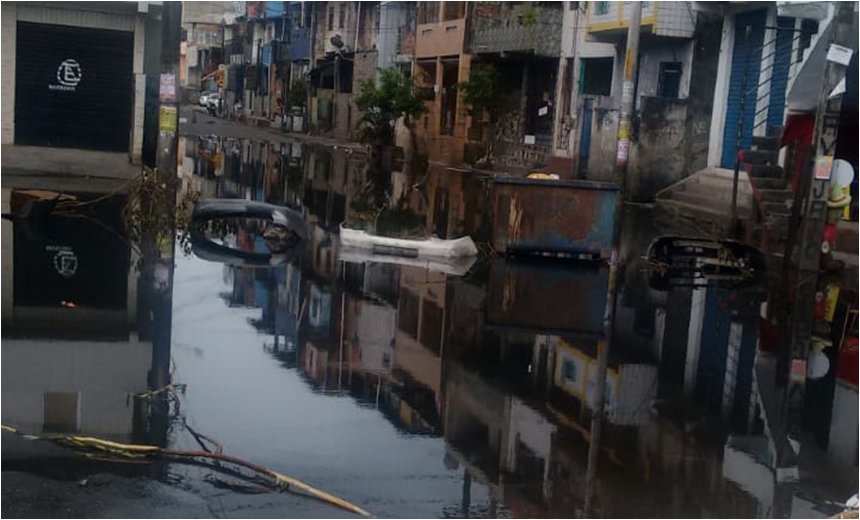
720, 9, 767, 168
15, 21, 134, 152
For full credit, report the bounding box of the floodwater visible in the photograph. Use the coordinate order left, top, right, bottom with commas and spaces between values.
0, 131, 843, 518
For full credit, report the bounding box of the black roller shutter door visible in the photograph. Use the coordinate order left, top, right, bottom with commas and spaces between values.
12, 191, 130, 310
15, 22, 134, 152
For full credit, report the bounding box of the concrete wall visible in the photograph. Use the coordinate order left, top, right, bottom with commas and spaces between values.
828, 382, 859, 489
631, 97, 688, 200
686, 10, 724, 173
415, 20, 466, 58
1, 189, 12, 329
395, 331, 442, 395
472, 2, 563, 58
1, 3, 17, 145
350, 50, 378, 140
377, 2, 415, 72
587, 96, 620, 181
635, 39, 694, 104
1, 337, 151, 436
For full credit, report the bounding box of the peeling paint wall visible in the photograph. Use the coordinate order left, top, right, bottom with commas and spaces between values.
587, 97, 620, 182
632, 97, 689, 201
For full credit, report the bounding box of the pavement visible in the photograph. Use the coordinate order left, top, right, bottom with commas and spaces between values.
1, 436, 359, 519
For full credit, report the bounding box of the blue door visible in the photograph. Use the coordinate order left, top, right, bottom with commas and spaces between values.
721, 9, 767, 168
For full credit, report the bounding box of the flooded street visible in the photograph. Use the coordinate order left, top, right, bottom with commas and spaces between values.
162, 132, 786, 518
1, 124, 850, 519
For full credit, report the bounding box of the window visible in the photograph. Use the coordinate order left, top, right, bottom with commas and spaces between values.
580, 57, 613, 96
657, 61, 682, 99
328, 6, 334, 31
338, 3, 346, 29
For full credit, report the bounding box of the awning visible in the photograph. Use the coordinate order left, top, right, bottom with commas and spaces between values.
308, 62, 334, 78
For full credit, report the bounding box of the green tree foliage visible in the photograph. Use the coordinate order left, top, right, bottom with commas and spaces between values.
354, 68, 427, 145
288, 78, 308, 109
456, 65, 502, 116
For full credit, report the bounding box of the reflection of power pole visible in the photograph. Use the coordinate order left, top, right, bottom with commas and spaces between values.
585, 2, 641, 516
461, 470, 471, 516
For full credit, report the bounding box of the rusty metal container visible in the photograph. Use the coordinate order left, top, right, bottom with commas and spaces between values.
491, 177, 619, 258
486, 258, 608, 335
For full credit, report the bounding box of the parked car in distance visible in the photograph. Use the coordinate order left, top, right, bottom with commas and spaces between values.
198, 92, 216, 106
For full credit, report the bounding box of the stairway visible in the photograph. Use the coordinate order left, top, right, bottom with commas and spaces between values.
740, 126, 794, 258
655, 167, 754, 236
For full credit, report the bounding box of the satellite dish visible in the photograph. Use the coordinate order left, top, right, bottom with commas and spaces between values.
218, 64, 227, 71
330, 34, 344, 48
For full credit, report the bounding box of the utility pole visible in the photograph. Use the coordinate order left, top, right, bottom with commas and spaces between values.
786, 0, 855, 431
772, 5, 855, 517
151, 0, 182, 394
584, 2, 641, 516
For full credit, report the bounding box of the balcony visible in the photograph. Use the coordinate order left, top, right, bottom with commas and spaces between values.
415, 19, 466, 58
586, 1, 694, 39
472, 3, 563, 58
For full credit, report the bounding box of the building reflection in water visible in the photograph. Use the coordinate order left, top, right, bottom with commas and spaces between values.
181, 135, 784, 518
1, 188, 159, 446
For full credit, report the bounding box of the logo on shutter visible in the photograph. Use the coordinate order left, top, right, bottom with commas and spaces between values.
49, 59, 82, 92
52, 249, 79, 278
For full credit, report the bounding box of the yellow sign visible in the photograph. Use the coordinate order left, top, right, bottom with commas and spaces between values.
159, 106, 178, 132
217, 71, 226, 88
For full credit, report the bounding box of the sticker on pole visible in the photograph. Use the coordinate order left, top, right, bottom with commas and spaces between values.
159, 73, 176, 101
159, 106, 178, 132
814, 155, 833, 180
616, 140, 629, 162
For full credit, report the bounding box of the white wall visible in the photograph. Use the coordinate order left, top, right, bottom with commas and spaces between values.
636, 39, 695, 104
1, 2, 18, 145
685, 288, 707, 396
707, 13, 735, 168
1, 189, 12, 326
355, 302, 397, 374
722, 435, 776, 518
1, 337, 151, 436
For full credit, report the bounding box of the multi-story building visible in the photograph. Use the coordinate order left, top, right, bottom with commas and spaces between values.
181, 1, 237, 92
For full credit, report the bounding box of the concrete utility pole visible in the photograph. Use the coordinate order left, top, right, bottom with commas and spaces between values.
786, 0, 855, 414
150, 0, 182, 393
584, 2, 642, 516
